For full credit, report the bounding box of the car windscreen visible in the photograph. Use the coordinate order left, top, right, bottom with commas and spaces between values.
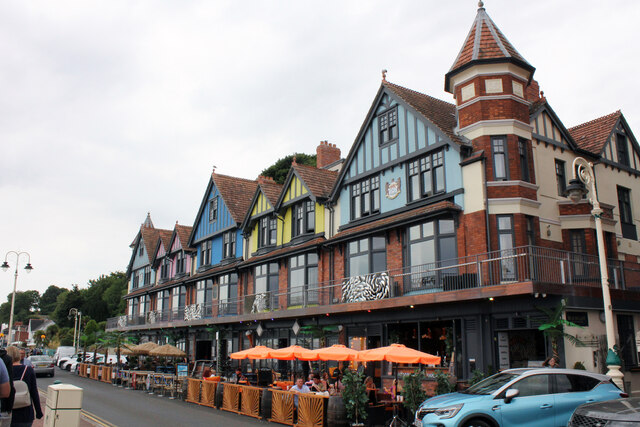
30, 356, 52, 362
463, 372, 519, 395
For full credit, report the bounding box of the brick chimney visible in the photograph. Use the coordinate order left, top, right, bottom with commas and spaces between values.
316, 141, 341, 169
257, 175, 276, 185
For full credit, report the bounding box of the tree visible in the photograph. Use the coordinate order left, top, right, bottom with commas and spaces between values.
52, 286, 85, 328
403, 370, 427, 415
0, 290, 40, 324
342, 369, 368, 425
39, 285, 65, 315
538, 301, 585, 360
260, 153, 316, 184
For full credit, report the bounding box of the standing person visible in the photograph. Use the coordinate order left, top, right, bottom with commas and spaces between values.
6, 346, 42, 427
18, 351, 32, 369
0, 351, 11, 427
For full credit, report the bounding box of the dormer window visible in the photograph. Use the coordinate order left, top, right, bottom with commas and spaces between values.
223, 231, 236, 258
200, 240, 212, 266
209, 197, 218, 222
292, 201, 315, 238
176, 251, 186, 275
160, 258, 171, 280
139, 244, 144, 256
379, 107, 398, 146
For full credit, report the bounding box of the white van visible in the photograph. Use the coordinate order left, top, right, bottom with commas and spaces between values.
53, 346, 76, 366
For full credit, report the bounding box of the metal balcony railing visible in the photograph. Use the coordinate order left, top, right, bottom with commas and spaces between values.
106, 245, 640, 330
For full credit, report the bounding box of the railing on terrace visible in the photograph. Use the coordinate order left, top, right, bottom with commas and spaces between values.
106, 245, 640, 330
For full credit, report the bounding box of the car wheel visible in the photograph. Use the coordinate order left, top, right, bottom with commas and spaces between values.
66, 365, 71, 371
462, 419, 493, 427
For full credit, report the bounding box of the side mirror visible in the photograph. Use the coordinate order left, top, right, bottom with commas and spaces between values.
504, 389, 519, 404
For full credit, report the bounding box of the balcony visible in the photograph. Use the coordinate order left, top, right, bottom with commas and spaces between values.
107, 245, 640, 331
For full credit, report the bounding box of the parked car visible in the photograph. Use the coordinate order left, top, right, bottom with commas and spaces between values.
53, 346, 76, 367
414, 368, 626, 427
28, 355, 55, 377
569, 397, 640, 426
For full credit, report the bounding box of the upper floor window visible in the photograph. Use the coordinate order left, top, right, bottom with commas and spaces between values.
519, 139, 530, 182
292, 200, 315, 238
617, 186, 637, 240
138, 244, 144, 256
492, 136, 508, 180
408, 150, 445, 202
218, 273, 238, 315
200, 240, 212, 266
223, 231, 236, 259
255, 262, 279, 295
196, 279, 213, 305
157, 290, 169, 312
525, 216, 536, 246
143, 266, 151, 286
555, 159, 566, 196
616, 134, 630, 167
175, 251, 186, 275
209, 197, 218, 222
379, 107, 398, 146
289, 253, 318, 306
172, 285, 186, 309
160, 258, 171, 280
347, 236, 386, 276
351, 176, 380, 220
259, 217, 277, 248
132, 270, 140, 288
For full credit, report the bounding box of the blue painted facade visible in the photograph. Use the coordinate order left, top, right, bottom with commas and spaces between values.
338, 90, 464, 226
191, 180, 243, 269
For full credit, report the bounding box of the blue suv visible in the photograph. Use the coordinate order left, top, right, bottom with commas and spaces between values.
414, 368, 625, 427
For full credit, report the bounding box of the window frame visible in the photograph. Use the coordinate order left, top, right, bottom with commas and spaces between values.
209, 197, 218, 223
143, 266, 151, 286
160, 258, 171, 280
346, 236, 386, 276
288, 253, 319, 306
255, 262, 279, 295
616, 133, 630, 167
555, 159, 566, 197
519, 138, 530, 182
258, 216, 278, 248
408, 149, 446, 203
291, 200, 315, 238
223, 230, 237, 259
378, 106, 399, 146
492, 136, 508, 181
200, 240, 212, 267
350, 175, 381, 220
175, 251, 186, 275
617, 185, 637, 240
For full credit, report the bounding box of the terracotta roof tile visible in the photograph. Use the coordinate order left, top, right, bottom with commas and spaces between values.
139, 227, 171, 265
382, 81, 464, 146
447, 5, 533, 89
331, 201, 461, 242
259, 180, 283, 207
292, 163, 338, 199
568, 111, 621, 155
212, 173, 259, 224
158, 230, 173, 252
174, 224, 194, 252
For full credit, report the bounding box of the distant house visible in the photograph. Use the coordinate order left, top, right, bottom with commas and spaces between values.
27, 318, 56, 346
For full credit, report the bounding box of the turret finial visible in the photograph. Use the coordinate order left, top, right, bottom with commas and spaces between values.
382, 69, 387, 81
478, 1, 484, 9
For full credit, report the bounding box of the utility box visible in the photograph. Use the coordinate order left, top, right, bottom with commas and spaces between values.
43, 384, 83, 427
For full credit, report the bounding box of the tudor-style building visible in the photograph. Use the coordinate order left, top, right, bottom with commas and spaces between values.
110, 4, 640, 389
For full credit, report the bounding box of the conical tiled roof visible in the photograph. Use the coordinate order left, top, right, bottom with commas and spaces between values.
445, 3, 534, 91
568, 111, 622, 155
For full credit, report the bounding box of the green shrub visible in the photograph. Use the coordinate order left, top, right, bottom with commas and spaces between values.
435, 370, 455, 395
572, 361, 586, 370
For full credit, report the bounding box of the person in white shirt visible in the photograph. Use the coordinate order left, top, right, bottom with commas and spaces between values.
289, 377, 310, 407
20, 349, 33, 368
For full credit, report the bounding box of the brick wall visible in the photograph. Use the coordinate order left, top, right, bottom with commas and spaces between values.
316, 141, 341, 169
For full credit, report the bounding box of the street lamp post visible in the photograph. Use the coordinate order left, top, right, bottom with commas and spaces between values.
69, 308, 82, 354
1, 251, 33, 344
565, 157, 624, 389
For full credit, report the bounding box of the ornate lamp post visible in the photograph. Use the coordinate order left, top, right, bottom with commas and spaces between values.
1, 251, 33, 344
565, 157, 624, 388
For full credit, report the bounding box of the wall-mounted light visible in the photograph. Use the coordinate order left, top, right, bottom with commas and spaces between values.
546, 225, 551, 237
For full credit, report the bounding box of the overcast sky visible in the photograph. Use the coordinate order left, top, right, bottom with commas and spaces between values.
1, 0, 638, 302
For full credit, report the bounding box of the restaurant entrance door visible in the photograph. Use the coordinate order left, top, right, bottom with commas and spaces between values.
195, 340, 212, 360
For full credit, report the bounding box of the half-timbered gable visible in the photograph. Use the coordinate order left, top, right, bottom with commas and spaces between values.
126, 214, 168, 293
188, 172, 257, 271
276, 163, 337, 245
242, 177, 283, 256
332, 81, 467, 230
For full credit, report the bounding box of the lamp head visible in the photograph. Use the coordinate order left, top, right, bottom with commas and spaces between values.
24, 263, 33, 273
565, 178, 588, 204
1, 262, 8, 272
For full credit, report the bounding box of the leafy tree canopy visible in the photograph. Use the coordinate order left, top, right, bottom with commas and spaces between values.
39, 285, 65, 315
0, 290, 40, 324
260, 153, 316, 184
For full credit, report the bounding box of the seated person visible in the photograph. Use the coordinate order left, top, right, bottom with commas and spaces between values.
202, 366, 212, 379
364, 376, 375, 390
310, 374, 327, 392
231, 367, 247, 384
290, 377, 311, 407
305, 373, 315, 387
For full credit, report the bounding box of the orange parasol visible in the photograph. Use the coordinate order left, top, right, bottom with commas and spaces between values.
267, 345, 319, 361
315, 344, 360, 361
357, 343, 440, 365
230, 345, 273, 360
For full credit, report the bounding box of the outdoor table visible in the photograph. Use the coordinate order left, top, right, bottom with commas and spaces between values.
238, 384, 262, 419
296, 392, 329, 427
269, 389, 295, 426
221, 383, 241, 413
